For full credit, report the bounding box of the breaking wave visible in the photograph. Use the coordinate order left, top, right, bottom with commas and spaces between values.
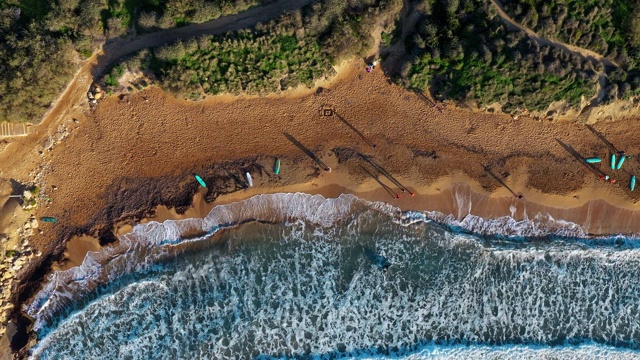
27, 193, 640, 358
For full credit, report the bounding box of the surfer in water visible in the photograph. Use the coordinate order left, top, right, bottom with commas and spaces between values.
364, 247, 392, 271
375, 254, 392, 271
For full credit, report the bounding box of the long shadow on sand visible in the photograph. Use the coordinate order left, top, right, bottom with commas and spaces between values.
360, 165, 400, 199
481, 164, 522, 199
335, 114, 377, 149
283, 132, 331, 172
584, 124, 623, 155
555, 139, 608, 179
359, 154, 413, 196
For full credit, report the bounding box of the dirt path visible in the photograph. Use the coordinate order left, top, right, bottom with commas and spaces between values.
0, 0, 313, 193
379, 0, 422, 76
490, 0, 619, 69
5, 0, 314, 130
94, 0, 314, 76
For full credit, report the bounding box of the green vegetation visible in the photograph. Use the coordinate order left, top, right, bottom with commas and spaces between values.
0, 0, 263, 122
105, 66, 124, 87
5, 250, 17, 258
153, 30, 335, 99
135, 0, 263, 32
501, 0, 640, 69
401, 0, 622, 112
107, 0, 402, 98
9, 0, 637, 121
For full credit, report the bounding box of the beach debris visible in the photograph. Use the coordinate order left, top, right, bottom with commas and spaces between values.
616, 155, 626, 170
320, 105, 335, 117
40, 217, 57, 223
87, 84, 102, 106
632, 176, 637, 191
274, 158, 281, 175
246, 172, 253, 187
194, 174, 207, 188
611, 154, 617, 170
585, 157, 602, 163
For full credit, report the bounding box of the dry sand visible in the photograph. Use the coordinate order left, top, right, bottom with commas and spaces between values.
4, 59, 640, 353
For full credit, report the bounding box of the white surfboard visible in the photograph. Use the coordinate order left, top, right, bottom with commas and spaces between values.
246, 172, 253, 187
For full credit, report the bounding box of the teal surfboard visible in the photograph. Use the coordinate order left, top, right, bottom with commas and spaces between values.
274, 159, 281, 175
632, 176, 637, 191
611, 154, 617, 170
40, 217, 57, 223
585, 157, 601, 163
616, 155, 626, 170
194, 174, 207, 188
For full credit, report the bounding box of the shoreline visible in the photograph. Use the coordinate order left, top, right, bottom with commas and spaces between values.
57, 164, 640, 278
62, 165, 640, 268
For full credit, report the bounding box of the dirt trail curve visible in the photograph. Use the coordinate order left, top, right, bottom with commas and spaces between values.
490, 0, 620, 69
26, 0, 314, 133
95, 0, 314, 75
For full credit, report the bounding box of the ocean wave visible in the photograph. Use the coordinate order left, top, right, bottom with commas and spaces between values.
29, 215, 640, 358
26, 193, 374, 331
365, 343, 640, 359
25, 192, 637, 333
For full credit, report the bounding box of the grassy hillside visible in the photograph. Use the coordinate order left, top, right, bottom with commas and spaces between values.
400, 0, 603, 112
375, 0, 640, 114
0, 0, 263, 122
500, 0, 640, 70
105, 0, 403, 98
6, 0, 640, 121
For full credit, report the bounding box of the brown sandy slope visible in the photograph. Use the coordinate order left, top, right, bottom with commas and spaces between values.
4, 61, 640, 353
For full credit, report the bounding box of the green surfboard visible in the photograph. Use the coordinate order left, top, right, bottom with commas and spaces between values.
194, 174, 207, 188
274, 159, 281, 175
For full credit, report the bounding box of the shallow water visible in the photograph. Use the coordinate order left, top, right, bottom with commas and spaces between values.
28, 194, 640, 359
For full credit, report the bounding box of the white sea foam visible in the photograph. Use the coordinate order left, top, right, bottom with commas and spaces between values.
399, 210, 589, 239
25, 192, 640, 342
27, 193, 372, 331
29, 219, 640, 358
367, 343, 640, 359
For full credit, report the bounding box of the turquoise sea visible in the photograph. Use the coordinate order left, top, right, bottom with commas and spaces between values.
27, 193, 640, 359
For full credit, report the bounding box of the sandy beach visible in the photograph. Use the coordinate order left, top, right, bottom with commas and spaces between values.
4, 59, 640, 354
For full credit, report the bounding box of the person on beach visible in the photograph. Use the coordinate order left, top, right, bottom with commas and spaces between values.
366, 60, 378, 73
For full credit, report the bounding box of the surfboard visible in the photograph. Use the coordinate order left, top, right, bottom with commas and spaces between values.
194, 174, 207, 188
40, 217, 57, 223
611, 154, 617, 170
274, 159, 281, 175
586, 157, 601, 163
246, 172, 253, 187
632, 176, 637, 191
617, 155, 626, 170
